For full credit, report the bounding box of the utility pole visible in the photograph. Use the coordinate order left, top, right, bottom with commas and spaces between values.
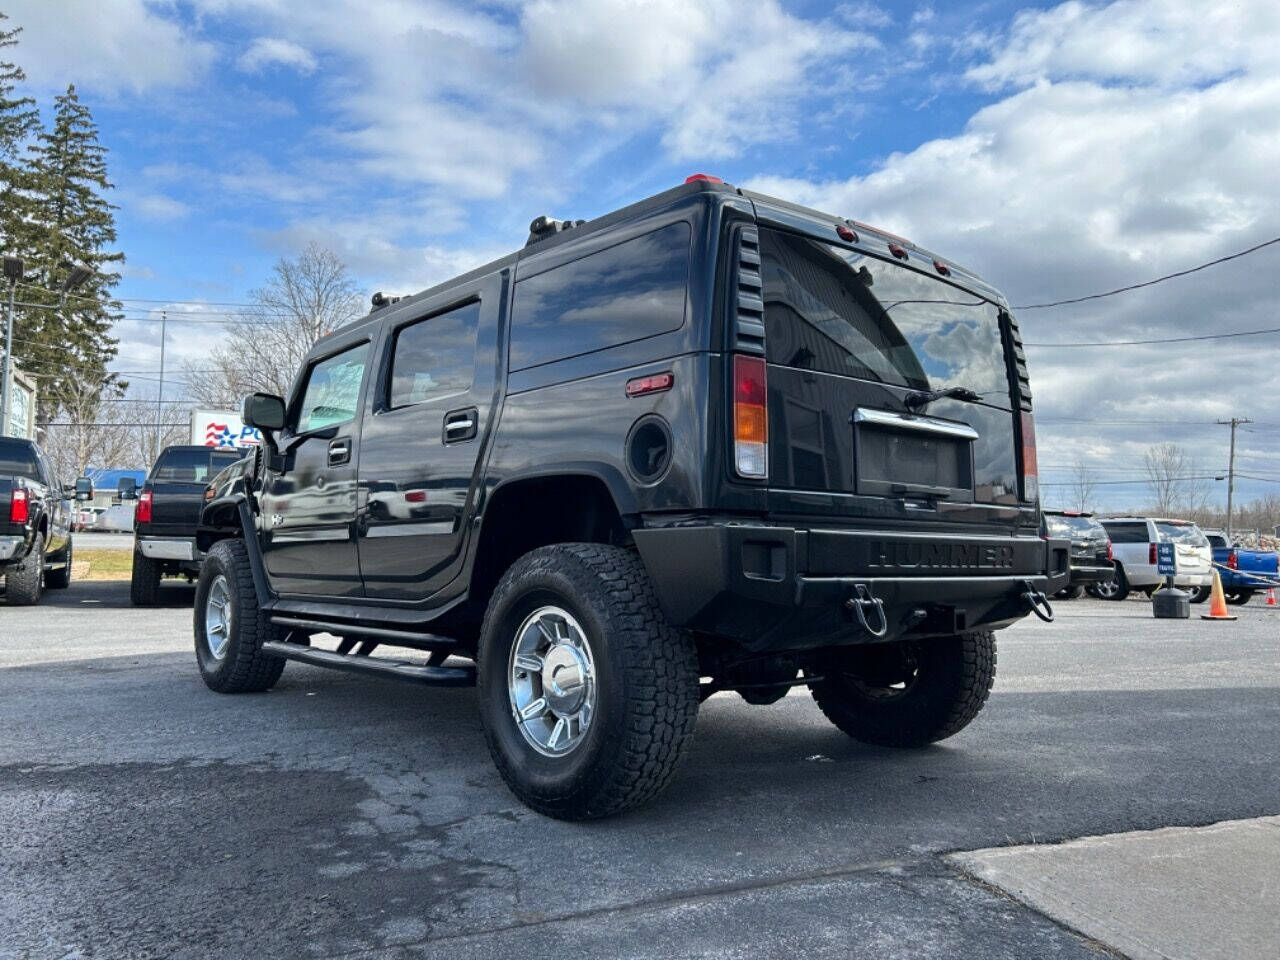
156, 310, 167, 457
1218, 417, 1253, 540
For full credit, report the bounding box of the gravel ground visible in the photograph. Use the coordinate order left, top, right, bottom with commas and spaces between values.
2, 585, 1277, 959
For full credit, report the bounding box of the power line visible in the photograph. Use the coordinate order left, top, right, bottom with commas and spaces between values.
1013, 235, 1280, 309
1039, 474, 1227, 487
1025, 325, 1280, 348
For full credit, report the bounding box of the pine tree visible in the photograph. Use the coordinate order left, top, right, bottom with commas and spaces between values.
17, 83, 123, 419
0, 12, 40, 249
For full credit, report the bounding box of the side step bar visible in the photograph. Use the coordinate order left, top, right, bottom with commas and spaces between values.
269, 616, 457, 651
260, 640, 476, 687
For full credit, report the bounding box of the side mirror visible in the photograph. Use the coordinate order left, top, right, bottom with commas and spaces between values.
242, 392, 286, 432
117, 476, 137, 501
74, 476, 94, 501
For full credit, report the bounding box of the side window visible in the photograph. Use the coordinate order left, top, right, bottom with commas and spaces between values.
509, 221, 691, 371
388, 300, 481, 408
296, 342, 370, 433
1103, 522, 1148, 544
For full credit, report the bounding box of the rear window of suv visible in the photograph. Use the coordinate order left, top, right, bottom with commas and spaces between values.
1156, 522, 1208, 547
757, 228, 1012, 404
1046, 514, 1105, 539
1102, 521, 1149, 543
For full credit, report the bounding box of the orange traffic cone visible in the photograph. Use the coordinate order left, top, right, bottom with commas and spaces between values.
1201, 570, 1238, 621
1267, 587, 1277, 607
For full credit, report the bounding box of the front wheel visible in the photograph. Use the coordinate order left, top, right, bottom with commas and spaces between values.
46, 538, 73, 589
808, 632, 996, 747
194, 539, 285, 693
1090, 567, 1129, 601
1056, 584, 1085, 600
477, 544, 700, 820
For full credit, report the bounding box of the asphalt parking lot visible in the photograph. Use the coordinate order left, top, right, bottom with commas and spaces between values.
2, 584, 1277, 959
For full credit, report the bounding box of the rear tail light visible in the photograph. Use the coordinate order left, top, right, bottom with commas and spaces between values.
137, 489, 153, 524
1019, 411, 1038, 501
1227, 550, 1238, 570
9, 487, 29, 524
733, 354, 768, 479
1107, 541, 1114, 562
1149, 543, 1158, 565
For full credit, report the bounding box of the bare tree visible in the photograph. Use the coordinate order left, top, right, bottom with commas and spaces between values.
40, 378, 133, 482
183, 244, 364, 406
1143, 442, 1214, 517
1068, 455, 1097, 513
126, 384, 189, 469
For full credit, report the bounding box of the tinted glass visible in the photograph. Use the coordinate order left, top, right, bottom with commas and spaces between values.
1046, 514, 1105, 538
510, 221, 690, 371
152, 449, 243, 483
297, 343, 370, 432
1206, 534, 1228, 549
1102, 521, 1149, 544
758, 228, 1012, 404
1157, 522, 1208, 547
0, 440, 40, 479
389, 300, 480, 408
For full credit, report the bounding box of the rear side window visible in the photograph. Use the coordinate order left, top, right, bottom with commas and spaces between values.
0, 441, 41, 480
1206, 534, 1228, 549
1157, 522, 1208, 547
509, 221, 690, 371
152, 449, 241, 483
757, 228, 1012, 404
297, 343, 370, 433
1102, 521, 1149, 544
388, 300, 480, 408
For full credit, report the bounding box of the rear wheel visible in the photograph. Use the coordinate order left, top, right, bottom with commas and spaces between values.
1056, 584, 1085, 600
1090, 567, 1129, 601
477, 544, 700, 820
5, 533, 45, 606
808, 632, 996, 747
1188, 585, 1211, 604
130, 550, 162, 606
194, 539, 285, 693
1225, 590, 1253, 606
45, 538, 73, 589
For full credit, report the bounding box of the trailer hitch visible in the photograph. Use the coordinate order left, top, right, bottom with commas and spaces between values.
845, 584, 889, 638
1021, 580, 1055, 623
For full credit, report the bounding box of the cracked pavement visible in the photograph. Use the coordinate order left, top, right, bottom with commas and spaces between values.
2, 581, 1278, 958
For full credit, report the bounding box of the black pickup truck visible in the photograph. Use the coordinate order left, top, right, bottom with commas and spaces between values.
194, 176, 1068, 818
129, 445, 246, 605
1, 436, 75, 605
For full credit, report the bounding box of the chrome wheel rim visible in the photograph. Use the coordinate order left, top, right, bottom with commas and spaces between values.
204, 575, 232, 660
1095, 576, 1119, 598
508, 605, 597, 757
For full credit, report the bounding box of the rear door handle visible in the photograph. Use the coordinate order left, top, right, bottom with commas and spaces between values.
328, 438, 351, 466
443, 407, 478, 443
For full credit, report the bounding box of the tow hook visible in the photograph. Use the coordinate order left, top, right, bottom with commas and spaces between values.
845, 584, 889, 638
1021, 580, 1054, 623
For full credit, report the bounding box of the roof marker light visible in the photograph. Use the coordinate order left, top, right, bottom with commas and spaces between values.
888, 243, 908, 260
836, 224, 857, 242
933, 259, 951, 276
684, 173, 723, 184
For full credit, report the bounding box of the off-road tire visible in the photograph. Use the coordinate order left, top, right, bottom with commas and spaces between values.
1090, 566, 1130, 601
1188, 585, 1211, 604
5, 532, 45, 606
45, 538, 73, 589
809, 631, 997, 747
130, 549, 163, 606
1225, 590, 1253, 606
477, 543, 700, 820
194, 538, 285, 693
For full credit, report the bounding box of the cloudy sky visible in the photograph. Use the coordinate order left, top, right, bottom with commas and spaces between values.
7, 0, 1280, 510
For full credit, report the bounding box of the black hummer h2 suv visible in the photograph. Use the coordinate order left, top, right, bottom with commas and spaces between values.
194, 176, 1067, 819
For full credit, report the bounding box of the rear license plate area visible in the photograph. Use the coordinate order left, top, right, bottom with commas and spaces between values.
853, 410, 976, 502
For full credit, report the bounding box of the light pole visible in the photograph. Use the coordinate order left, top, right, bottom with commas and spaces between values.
2, 255, 23, 438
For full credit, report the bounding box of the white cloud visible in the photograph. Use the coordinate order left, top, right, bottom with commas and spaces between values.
4, 0, 217, 95
237, 37, 317, 74
131, 192, 191, 222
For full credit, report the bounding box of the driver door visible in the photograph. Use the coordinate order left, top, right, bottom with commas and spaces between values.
260, 337, 371, 597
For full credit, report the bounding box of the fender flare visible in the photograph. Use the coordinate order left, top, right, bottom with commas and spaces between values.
197, 493, 274, 606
